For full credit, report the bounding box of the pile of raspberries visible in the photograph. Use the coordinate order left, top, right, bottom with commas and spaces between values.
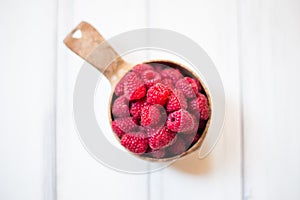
111, 62, 210, 159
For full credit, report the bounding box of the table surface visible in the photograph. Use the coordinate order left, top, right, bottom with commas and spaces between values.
0, 0, 300, 200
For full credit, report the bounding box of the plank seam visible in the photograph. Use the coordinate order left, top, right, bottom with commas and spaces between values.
236, 0, 246, 199
51, 0, 59, 199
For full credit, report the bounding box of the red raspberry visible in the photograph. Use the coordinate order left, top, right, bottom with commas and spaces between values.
130, 98, 148, 120
121, 132, 148, 154
145, 126, 161, 137
111, 121, 125, 138
167, 109, 194, 132
141, 105, 166, 127
166, 89, 187, 112
161, 78, 174, 89
146, 83, 170, 106
181, 115, 199, 135
146, 148, 166, 159
132, 63, 154, 75
189, 93, 210, 120
123, 72, 146, 100
145, 127, 154, 138
148, 127, 177, 150
113, 117, 138, 133
112, 96, 130, 118
152, 63, 165, 73
141, 70, 162, 88
167, 137, 187, 156
161, 68, 183, 84
114, 82, 124, 96
114, 75, 129, 96
194, 78, 203, 92
183, 119, 206, 144
175, 77, 199, 99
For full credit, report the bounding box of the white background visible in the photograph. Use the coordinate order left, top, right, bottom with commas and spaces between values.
0, 0, 300, 200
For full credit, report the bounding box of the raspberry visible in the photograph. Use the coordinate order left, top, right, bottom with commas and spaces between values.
141, 105, 166, 127
123, 72, 146, 100
114, 75, 128, 96
146, 148, 166, 159
112, 96, 130, 118
146, 83, 170, 106
145, 126, 161, 136
166, 89, 187, 112
148, 127, 177, 150
161, 78, 174, 90
130, 98, 148, 120
141, 70, 162, 88
167, 137, 187, 156
152, 63, 165, 73
132, 63, 154, 75
175, 77, 199, 99
183, 119, 206, 144
113, 117, 138, 133
167, 109, 194, 132
189, 93, 210, 120
121, 132, 148, 154
114, 82, 124, 96
181, 115, 199, 135
111, 61, 210, 159
111, 121, 125, 138
194, 78, 203, 92
161, 68, 183, 84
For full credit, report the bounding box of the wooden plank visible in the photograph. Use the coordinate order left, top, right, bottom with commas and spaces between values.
56, 0, 149, 200
148, 0, 242, 199
239, 0, 300, 199
0, 1, 57, 200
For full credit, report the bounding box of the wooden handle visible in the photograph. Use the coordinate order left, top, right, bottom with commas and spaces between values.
64, 21, 130, 84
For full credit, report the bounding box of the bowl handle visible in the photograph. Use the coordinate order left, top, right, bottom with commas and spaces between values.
64, 21, 129, 84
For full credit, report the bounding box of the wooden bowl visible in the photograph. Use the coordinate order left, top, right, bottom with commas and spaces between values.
64, 21, 212, 162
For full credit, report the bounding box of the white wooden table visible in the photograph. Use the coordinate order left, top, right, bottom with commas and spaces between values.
1, 0, 300, 199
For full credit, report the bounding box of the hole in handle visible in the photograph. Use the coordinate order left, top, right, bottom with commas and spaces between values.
72, 29, 82, 39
